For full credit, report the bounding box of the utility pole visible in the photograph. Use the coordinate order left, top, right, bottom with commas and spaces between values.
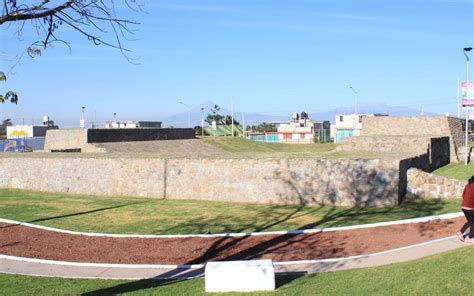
457, 77, 461, 118
231, 98, 235, 137
201, 107, 205, 137
179, 101, 192, 128
463, 47, 472, 165
349, 86, 360, 131
242, 112, 245, 138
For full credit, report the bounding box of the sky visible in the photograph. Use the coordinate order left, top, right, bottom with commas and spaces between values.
1, 0, 473, 127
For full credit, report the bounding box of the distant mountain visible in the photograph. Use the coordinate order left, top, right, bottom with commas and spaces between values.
162, 101, 439, 127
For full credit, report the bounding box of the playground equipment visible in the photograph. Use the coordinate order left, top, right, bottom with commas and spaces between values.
3, 130, 30, 152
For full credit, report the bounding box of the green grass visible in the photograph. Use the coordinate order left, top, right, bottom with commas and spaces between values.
0, 189, 461, 235
1, 246, 472, 295
433, 162, 474, 181
200, 137, 336, 153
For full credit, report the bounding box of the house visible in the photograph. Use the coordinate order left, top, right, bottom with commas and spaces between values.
334, 113, 387, 143
251, 112, 331, 144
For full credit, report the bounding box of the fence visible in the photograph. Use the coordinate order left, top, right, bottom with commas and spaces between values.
0, 137, 45, 152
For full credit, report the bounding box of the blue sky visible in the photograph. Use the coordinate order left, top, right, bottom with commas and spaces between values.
1, 0, 473, 127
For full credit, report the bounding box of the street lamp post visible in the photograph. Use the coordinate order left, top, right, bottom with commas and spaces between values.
179, 101, 192, 128
349, 86, 360, 132
201, 107, 205, 137
463, 47, 472, 165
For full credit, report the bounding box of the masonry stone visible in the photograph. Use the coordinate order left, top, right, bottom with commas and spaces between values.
0, 157, 401, 207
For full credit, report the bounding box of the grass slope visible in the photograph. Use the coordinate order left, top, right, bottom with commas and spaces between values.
0, 189, 461, 234
1, 246, 473, 295
200, 137, 336, 153
433, 162, 474, 181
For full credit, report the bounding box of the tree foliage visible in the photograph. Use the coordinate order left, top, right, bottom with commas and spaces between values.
251, 122, 277, 133
0, 72, 18, 104
205, 104, 239, 126
1, 1, 140, 60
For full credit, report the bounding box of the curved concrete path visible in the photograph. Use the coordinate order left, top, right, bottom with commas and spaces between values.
1, 235, 470, 280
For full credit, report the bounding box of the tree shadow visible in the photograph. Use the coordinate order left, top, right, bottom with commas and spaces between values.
27, 201, 150, 224
81, 162, 451, 294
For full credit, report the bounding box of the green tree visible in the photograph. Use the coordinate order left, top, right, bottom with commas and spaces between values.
0, 72, 18, 104
206, 105, 224, 125
255, 122, 277, 132
223, 115, 240, 125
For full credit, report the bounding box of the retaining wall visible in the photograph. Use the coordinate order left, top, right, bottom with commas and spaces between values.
87, 128, 195, 143
0, 157, 400, 207
407, 168, 465, 199
338, 116, 464, 162
43, 129, 104, 153
44, 128, 195, 152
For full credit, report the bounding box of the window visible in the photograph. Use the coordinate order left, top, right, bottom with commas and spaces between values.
300, 134, 305, 139
359, 116, 363, 123
339, 115, 343, 122
283, 133, 291, 139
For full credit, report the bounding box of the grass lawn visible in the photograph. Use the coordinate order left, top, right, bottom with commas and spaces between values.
0, 189, 462, 234
1, 246, 472, 295
433, 162, 474, 181
200, 137, 336, 153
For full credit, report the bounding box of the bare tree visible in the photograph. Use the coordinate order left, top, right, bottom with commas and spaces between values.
1, 1, 140, 60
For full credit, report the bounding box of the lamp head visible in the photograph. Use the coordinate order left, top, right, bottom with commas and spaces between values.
464, 47, 473, 52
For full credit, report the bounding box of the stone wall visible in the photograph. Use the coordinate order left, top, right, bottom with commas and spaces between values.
336, 135, 433, 154
44, 129, 104, 153
44, 128, 195, 152
407, 168, 465, 199
87, 128, 195, 143
338, 116, 463, 162
0, 157, 401, 207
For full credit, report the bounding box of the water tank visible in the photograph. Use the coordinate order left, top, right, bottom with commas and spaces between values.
291, 112, 299, 121
43, 115, 50, 126
301, 112, 308, 119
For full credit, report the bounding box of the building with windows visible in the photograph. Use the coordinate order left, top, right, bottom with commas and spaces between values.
249, 112, 331, 144
334, 113, 387, 143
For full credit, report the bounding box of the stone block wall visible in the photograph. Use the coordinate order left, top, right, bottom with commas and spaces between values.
336, 135, 432, 154
407, 168, 465, 199
447, 117, 465, 159
339, 116, 463, 162
44, 128, 195, 152
0, 157, 401, 207
44, 129, 104, 153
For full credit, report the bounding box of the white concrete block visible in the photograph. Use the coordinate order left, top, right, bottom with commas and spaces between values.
205, 259, 275, 292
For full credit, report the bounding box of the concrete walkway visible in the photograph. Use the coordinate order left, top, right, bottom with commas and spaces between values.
1, 236, 471, 280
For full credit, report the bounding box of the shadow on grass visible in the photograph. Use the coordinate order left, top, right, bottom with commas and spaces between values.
81, 278, 187, 296
27, 201, 150, 224
74, 164, 454, 294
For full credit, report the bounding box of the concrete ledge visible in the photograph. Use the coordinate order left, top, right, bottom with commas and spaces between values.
205, 259, 275, 292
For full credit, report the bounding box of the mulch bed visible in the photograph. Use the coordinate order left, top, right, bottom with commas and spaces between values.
0, 218, 465, 265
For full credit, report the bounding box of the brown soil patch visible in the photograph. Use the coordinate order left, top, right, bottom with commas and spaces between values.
0, 218, 464, 265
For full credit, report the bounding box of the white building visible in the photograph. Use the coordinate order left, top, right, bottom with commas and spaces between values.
105, 121, 162, 129
255, 112, 331, 144
6, 116, 58, 138
334, 113, 387, 143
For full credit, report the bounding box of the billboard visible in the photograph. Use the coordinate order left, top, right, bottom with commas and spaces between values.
462, 82, 474, 108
